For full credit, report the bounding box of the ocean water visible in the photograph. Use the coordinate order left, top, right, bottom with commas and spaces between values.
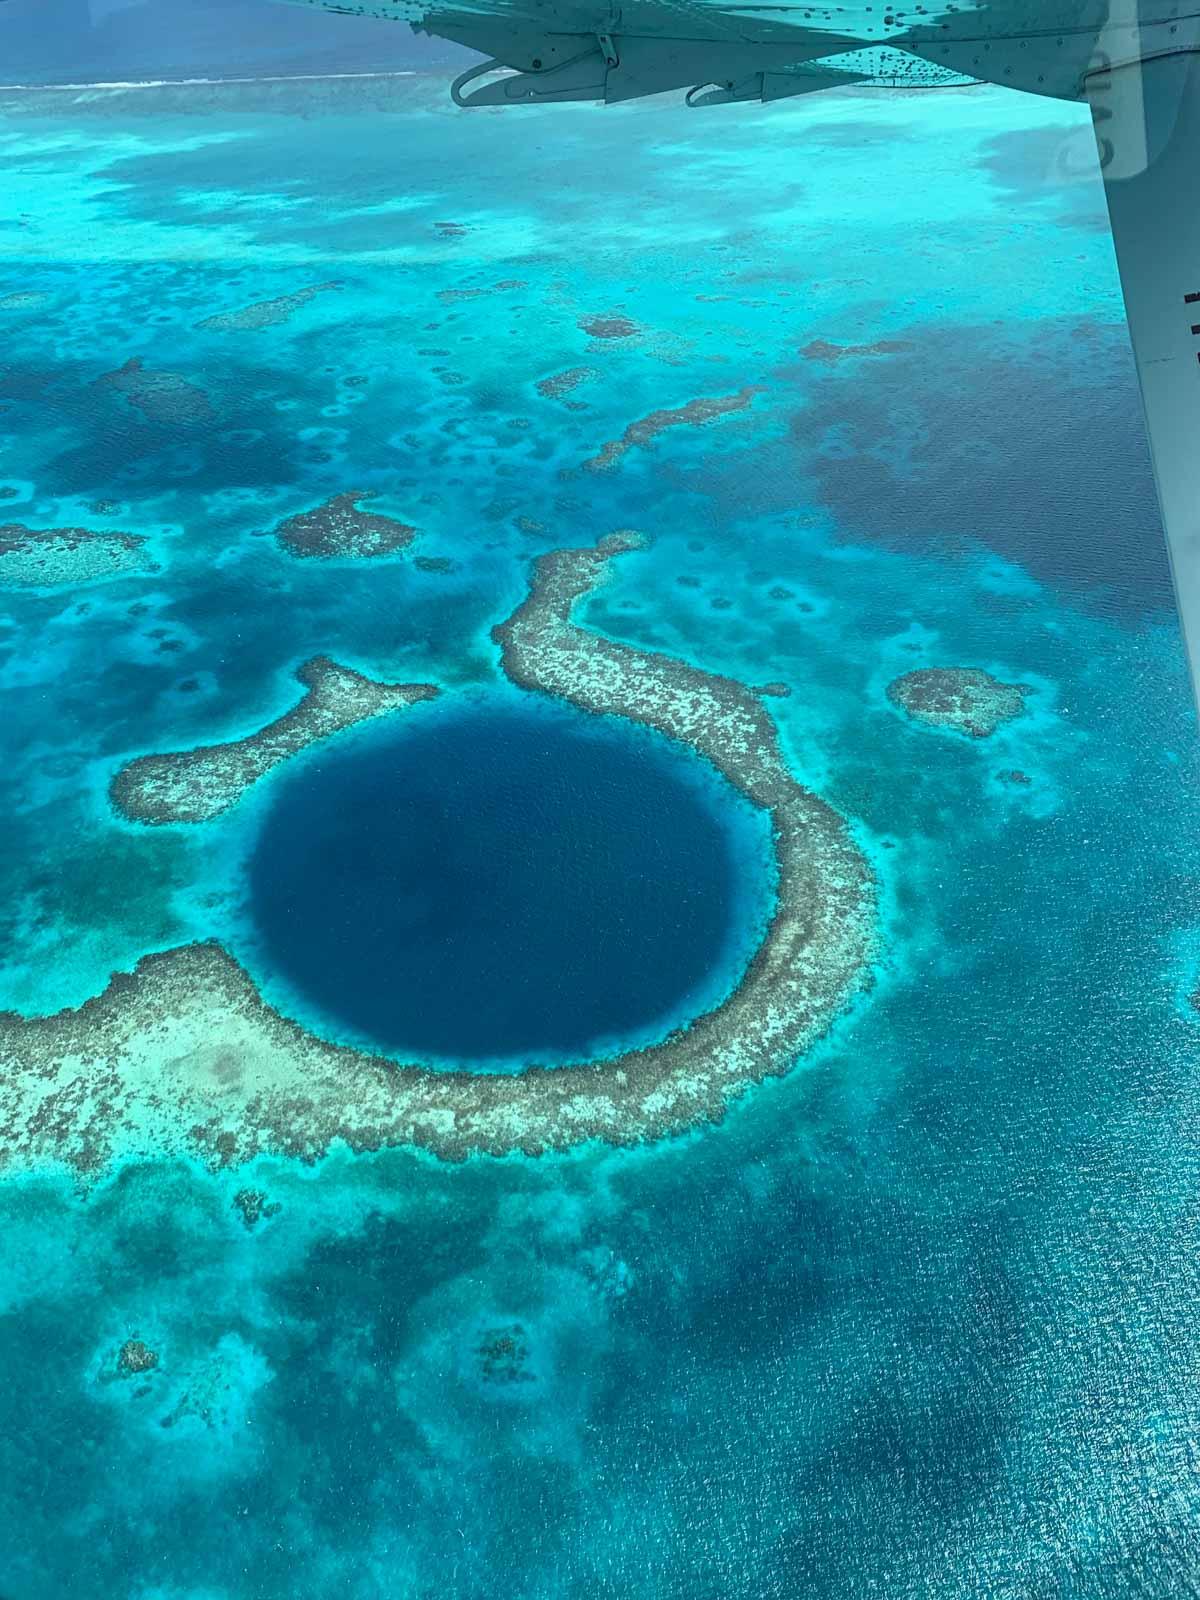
245, 696, 774, 1065
1, 72, 1200, 1598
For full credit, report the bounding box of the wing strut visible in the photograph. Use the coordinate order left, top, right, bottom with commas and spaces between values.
1086, 49, 1200, 708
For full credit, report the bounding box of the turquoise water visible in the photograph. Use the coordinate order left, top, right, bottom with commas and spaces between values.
2, 74, 1200, 1596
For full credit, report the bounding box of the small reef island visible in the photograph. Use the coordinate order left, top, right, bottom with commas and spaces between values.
584, 388, 761, 473
800, 338, 915, 363
273, 491, 418, 561
0, 289, 53, 311
111, 657, 437, 824
196, 280, 342, 333
0, 521, 155, 588
536, 366, 596, 400
1, 534, 876, 1177
888, 666, 1030, 739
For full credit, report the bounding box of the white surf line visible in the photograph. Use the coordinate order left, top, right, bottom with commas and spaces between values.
0, 69, 419, 91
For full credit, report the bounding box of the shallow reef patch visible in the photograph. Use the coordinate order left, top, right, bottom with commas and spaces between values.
536, 367, 597, 400
582, 388, 762, 473
0, 521, 155, 588
273, 490, 418, 561
800, 338, 916, 362
578, 313, 640, 340
110, 657, 438, 824
888, 666, 1030, 738
0, 289, 53, 311
117, 1338, 159, 1376
97, 357, 213, 427
196, 280, 342, 332
232, 1188, 281, 1230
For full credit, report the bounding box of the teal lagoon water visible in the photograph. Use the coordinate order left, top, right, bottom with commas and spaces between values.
0, 73, 1199, 1599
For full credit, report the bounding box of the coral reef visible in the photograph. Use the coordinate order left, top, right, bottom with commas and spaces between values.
98, 357, 213, 426
0, 522, 153, 588
436, 280, 526, 305
1, 534, 874, 1177
578, 314, 640, 340
477, 1325, 533, 1385
583, 388, 762, 473
232, 1189, 281, 1230
196, 281, 342, 332
110, 657, 438, 824
800, 338, 916, 362
273, 491, 417, 561
536, 367, 596, 400
888, 667, 1030, 738
118, 1339, 158, 1376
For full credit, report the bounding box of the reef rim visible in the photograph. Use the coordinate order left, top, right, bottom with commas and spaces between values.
0, 534, 876, 1177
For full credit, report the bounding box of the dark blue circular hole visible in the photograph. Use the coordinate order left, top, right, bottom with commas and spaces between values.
246, 699, 764, 1065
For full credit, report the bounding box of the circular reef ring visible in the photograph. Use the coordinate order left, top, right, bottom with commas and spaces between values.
0, 533, 877, 1177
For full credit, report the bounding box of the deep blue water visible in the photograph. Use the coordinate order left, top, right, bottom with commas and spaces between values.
247, 701, 766, 1062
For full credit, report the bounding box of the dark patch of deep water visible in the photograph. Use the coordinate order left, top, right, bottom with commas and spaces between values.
246, 699, 770, 1064
794, 319, 1171, 616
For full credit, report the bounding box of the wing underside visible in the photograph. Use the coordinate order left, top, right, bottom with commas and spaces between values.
286, 1, 1200, 106
1086, 47, 1200, 704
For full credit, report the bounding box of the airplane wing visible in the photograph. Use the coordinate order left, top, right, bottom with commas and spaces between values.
1084, 46, 1200, 705
286, 2, 1198, 106
293, 0, 984, 103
